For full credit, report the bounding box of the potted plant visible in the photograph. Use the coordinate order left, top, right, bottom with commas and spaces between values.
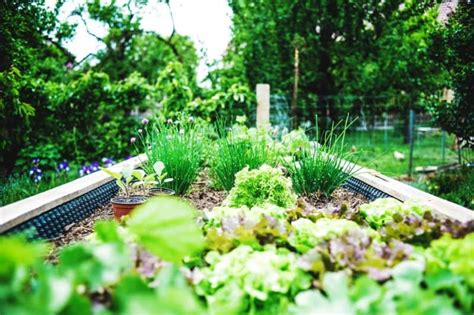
147, 161, 175, 196
101, 165, 147, 220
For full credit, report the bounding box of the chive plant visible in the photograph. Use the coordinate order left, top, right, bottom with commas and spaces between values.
209, 123, 279, 191
285, 118, 359, 197
141, 120, 207, 195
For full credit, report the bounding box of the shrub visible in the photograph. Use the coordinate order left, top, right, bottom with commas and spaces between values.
225, 164, 297, 208
209, 123, 279, 191
141, 119, 207, 195
425, 167, 474, 210
285, 120, 358, 197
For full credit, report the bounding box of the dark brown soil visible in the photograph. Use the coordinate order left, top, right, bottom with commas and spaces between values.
184, 170, 227, 211
303, 188, 368, 212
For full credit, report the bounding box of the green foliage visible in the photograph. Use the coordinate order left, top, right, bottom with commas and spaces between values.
428, 2, 474, 138
224, 0, 443, 124
425, 234, 474, 289
195, 245, 312, 314
156, 62, 195, 119
290, 261, 462, 315
189, 83, 255, 122
141, 119, 207, 195
128, 196, 205, 264
425, 167, 474, 210
285, 120, 359, 197
225, 164, 297, 208
0, 172, 78, 206
359, 198, 430, 229
0, 198, 207, 315
209, 124, 279, 191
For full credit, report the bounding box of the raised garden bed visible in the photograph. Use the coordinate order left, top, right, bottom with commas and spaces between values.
1, 124, 473, 315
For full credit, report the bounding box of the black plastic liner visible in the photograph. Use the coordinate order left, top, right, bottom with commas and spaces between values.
3, 180, 118, 239
343, 177, 392, 201
3, 176, 391, 240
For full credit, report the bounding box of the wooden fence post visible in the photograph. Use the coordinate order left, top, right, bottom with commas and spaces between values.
256, 84, 270, 127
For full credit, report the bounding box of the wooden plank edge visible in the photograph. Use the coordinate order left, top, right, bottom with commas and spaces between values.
351, 165, 474, 223
0, 154, 148, 233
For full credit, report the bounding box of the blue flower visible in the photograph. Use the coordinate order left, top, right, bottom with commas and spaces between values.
56, 160, 70, 173
90, 161, 100, 172
29, 165, 43, 183
102, 157, 115, 167
32, 158, 40, 165
79, 165, 91, 177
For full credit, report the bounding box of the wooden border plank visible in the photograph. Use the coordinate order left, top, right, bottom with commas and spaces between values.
351, 164, 474, 223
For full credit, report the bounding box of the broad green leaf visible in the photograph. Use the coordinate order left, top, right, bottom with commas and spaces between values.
127, 196, 205, 264
153, 161, 165, 176
100, 167, 122, 180
132, 170, 146, 180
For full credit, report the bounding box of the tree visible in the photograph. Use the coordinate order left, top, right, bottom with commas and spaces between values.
429, 2, 474, 141
0, 0, 74, 175
224, 0, 445, 129
74, 0, 199, 84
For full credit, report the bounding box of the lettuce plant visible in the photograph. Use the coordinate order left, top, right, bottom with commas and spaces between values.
288, 218, 378, 253
195, 245, 311, 314
225, 164, 297, 208
425, 233, 474, 289
203, 204, 290, 252
359, 198, 430, 228
290, 262, 461, 315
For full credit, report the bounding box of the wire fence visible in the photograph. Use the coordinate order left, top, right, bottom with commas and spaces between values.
269, 94, 471, 178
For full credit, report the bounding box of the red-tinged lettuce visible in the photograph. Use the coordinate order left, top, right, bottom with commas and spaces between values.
288, 218, 379, 253
297, 229, 413, 281
359, 198, 430, 229
203, 204, 291, 253
359, 198, 474, 244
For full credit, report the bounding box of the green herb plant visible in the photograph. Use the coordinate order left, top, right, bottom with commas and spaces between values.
141, 119, 207, 195
285, 118, 359, 197
209, 122, 280, 191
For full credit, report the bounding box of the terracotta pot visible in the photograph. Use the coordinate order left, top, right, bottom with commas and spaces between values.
111, 195, 146, 220
147, 187, 176, 197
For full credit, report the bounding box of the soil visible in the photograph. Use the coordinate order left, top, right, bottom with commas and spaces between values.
184, 169, 227, 211
303, 188, 368, 212
47, 204, 114, 263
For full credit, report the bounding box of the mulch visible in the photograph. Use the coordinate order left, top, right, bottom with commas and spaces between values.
303, 188, 368, 213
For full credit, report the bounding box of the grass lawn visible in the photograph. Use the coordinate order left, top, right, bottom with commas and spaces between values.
345, 129, 459, 177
